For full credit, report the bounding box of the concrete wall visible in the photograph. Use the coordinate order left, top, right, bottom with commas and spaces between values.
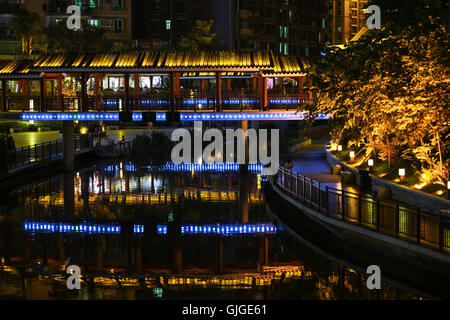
325, 150, 450, 213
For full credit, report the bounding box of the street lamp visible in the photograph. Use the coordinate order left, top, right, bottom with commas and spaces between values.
338, 145, 343, 152
447, 181, 450, 200
368, 159, 374, 172
399, 168, 406, 183
349, 151, 355, 162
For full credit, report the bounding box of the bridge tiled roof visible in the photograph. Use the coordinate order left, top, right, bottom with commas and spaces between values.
0, 51, 307, 77
0, 59, 41, 78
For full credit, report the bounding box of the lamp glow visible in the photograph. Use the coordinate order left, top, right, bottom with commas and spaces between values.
368, 159, 374, 167
399, 168, 406, 183
337, 145, 343, 152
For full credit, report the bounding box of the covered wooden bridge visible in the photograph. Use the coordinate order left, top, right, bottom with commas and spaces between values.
0, 50, 314, 114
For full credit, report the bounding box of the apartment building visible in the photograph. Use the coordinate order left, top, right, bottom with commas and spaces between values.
329, 0, 368, 44
0, 0, 133, 42
133, 0, 330, 58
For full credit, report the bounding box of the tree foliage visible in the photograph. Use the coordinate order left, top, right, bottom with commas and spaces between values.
10, 9, 45, 56
309, 0, 449, 185
46, 21, 112, 54
179, 20, 219, 51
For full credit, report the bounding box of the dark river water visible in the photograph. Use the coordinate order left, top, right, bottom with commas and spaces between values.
0, 160, 422, 300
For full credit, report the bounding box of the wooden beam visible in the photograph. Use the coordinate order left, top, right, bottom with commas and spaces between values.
216, 72, 222, 112
40, 77, 46, 112
57, 75, 63, 111
124, 73, 130, 111
1, 80, 6, 112
94, 73, 100, 111
134, 73, 140, 109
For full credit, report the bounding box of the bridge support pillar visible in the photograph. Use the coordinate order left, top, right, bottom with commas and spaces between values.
81, 73, 88, 112
39, 77, 46, 112
200, 79, 206, 93
215, 72, 222, 112
94, 73, 100, 111
218, 238, 223, 274
63, 121, 74, 172
134, 73, 140, 109
297, 76, 304, 103
239, 120, 249, 223
258, 73, 267, 111
124, 73, 130, 111
57, 75, 63, 111
170, 72, 180, 111
1, 79, 6, 112
22, 79, 29, 111
63, 172, 75, 219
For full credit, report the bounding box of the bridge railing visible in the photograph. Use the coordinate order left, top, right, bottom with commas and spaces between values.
3, 94, 315, 112
275, 166, 450, 254
6, 134, 101, 170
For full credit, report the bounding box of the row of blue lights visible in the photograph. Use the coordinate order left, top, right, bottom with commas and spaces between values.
21, 113, 121, 121
156, 224, 279, 235
179, 112, 331, 121
19, 112, 331, 122
179, 112, 305, 121
23, 222, 278, 236
103, 162, 264, 173
269, 99, 302, 104
160, 162, 264, 173
24, 222, 121, 234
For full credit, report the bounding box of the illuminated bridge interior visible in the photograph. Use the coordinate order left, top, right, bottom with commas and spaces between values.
0, 50, 333, 121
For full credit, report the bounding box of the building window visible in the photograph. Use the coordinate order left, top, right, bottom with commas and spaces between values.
88, 19, 99, 27
113, 0, 123, 9
114, 19, 123, 33
166, 20, 171, 30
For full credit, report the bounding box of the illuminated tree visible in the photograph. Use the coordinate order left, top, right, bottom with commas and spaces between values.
10, 9, 45, 56
309, 0, 449, 185
180, 20, 219, 51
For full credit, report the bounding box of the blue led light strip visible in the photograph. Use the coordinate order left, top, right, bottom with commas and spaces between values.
21, 113, 121, 121
24, 221, 121, 234
156, 224, 279, 235
103, 162, 264, 173
179, 112, 332, 121
23, 222, 278, 235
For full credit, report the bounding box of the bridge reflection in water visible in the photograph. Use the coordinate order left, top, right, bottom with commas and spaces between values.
0, 160, 421, 299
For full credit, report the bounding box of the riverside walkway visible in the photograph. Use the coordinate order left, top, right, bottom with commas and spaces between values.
277, 139, 450, 256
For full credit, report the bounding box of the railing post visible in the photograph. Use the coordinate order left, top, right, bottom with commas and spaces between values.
376, 199, 380, 232
318, 182, 321, 213
302, 176, 305, 202
438, 213, 443, 252
341, 190, 346, 221
395, 204, 400, 237
416, 208, 421, 245
325, 186, 329, 217
309, 179, 313, 208
290, 170, 294, 194
358, 193, 362, 225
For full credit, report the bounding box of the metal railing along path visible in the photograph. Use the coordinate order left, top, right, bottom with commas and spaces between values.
275, 166, 450, 254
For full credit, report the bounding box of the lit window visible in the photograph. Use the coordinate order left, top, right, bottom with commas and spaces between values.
166, 20, 171, 30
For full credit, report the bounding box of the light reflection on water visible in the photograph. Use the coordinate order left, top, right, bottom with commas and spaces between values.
0, 160, 421, 300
